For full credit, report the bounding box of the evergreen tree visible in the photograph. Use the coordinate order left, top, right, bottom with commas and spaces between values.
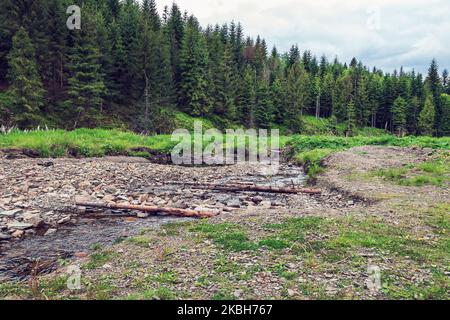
406, 96, 420, 135
212, 44, 237, 119
237, 66, 256, 127
321, 72, 334, 118
285, 62, 309, 131
7, 27, 46, 128
0, 0, 21, 81
439, 94, 450, 136
107, 20, 128, 103
426, 59, 442, 135
347, 100, 357, 136
392, 96, 407, 136
418, 94, 436, 136
118, 0, 142, 99
287, 45, 300, 69
179, 17, 210, 116
46, 0, 67, 98
270, 77, 284, 124
142, 0, 161, 31
355, 75, 370, 126
333, 71, 353, 122
66, 8, 106, 127
255, 80, 273, 128
167, 3, 185, 94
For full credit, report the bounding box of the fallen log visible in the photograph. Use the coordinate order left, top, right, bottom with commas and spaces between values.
75, 201, 215, 218
166, 181, 321, 195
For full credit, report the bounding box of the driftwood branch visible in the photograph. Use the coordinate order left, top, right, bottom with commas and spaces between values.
166, 181, 321, 195
75, 201, 215, 218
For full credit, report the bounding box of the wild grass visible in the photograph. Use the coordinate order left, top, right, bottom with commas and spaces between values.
373, 153, 449, 187
290, 135, 450, 179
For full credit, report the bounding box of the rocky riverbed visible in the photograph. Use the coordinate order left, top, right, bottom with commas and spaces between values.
0, 155, 350, 281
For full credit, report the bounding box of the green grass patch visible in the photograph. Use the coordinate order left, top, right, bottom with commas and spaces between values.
372, 153, 449, 187
382, 268, 449, 300
127, 235, 153, 248
190, 222, 258, 252
0, 282, 30, 299
83, 250, 117, 270
142, 286, 176, 300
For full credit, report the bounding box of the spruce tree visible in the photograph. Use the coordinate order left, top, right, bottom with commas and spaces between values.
426, 59, 442, 135
66, 8, 106, 127
118, 0, 142, 100
46, 0, 67, 97
213, 44, 237, 119
7, 27, 46, 128
285, 62, 309, 130
392, 96, 407, 136
346, 100, 357, 136
167, 3, 185, 94
237, 66, 256, 127
179, 17, 210, 116
0, 0, 21, 81
255, 80, 273, 128
142, 0, 161, 31
333, 71, 353, 122
107, 20, 128, 103
406, 96, 420, 135
418, 94, 436, 136
270, 77, 284, 124
439, 94, 450, 136
321, 72, 334, 118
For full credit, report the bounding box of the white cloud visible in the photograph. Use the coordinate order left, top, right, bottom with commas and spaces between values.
154, 0, 450, 73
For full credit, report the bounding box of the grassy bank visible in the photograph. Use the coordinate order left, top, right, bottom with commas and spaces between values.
289, 135, 450, 179
0, 128, 175, 157
1, 128, 448, 171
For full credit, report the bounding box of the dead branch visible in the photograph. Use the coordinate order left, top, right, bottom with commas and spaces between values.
165, 181, 321, 195
75, 201, 215, 218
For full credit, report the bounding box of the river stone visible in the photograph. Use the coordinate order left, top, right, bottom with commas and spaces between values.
57, 216, 71, 224
0, 232, 11, 240
44, 228, 57, 236
8, 221, 33, 230
251, 196, 264, 204
103, 194, 115, 202
137, 212, 149, 218
11, 230, 24, 238
0, 209, 23, 217
227, 199, 241, 208
22, 212, 43, 227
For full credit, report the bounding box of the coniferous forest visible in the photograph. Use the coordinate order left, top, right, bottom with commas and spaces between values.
0, 0, 449, 136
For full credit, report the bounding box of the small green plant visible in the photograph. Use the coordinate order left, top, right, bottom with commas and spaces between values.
83, 250, 116, 270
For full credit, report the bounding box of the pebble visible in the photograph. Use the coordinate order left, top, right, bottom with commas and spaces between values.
7, 221, 33, 230
0, 232, 11, 240
11, 230, 24, 238
44, 228, 57, 236
252, 196, 264, 204
137, 212, 149, 218
0, 209, 23, 217
227, 199, 241, 208
287, 289, 296, 297
57, 216, 71, 224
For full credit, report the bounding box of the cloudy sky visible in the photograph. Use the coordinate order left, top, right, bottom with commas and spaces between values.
156, 0, 449, 74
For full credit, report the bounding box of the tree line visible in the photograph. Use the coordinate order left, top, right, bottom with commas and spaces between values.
0, 0, 449, 136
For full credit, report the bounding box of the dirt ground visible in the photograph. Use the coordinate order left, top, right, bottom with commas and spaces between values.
0, 146, 448, 300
